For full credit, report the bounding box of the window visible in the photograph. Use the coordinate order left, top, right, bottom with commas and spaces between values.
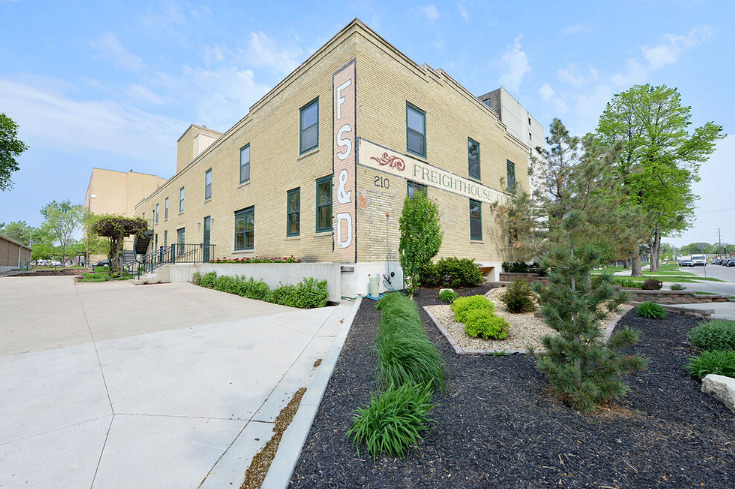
163, 230, 168, 248
179, 187, 185, 212
468, 138, 480, 180
287, 188, 300, 236
164, 197, 169, 219
300, 98, 319, 154
142, 212, 145, 220
240, 144, 250, 183
154, 233, 158, 250
316, 175, 332, 232
155, 203, 159, 224
506, 160, 516, 191
470, 199, 482, 241
235, 207, 254, 250
205, 169, 212, 200
407, 181, 427, 198
177, 227, 185, 247
406, 103, 426, 157
528, 117, 531, 125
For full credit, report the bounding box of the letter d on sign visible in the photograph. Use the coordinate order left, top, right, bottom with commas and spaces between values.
336, 213, 352, 248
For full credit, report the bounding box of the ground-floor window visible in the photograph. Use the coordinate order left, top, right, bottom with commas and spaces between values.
407, 180, 427, 198
287, 187, 300, 236
316, 175, 332, 232
235, 206, 254, 250
176, 227, 185, 255
469, 199, 482, 241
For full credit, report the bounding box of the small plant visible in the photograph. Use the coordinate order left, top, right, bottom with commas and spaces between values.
500, 280, 536, 313
670, 283, 686, 291
463, 309, 509, 340
637, 301, 667, 319
685, 350, 735, 379
688, 319, 735, 352
347, 383, 435, 459
451, 295, 495, 323
613, 278, 641, 289
641, 278, 663, 290
191, 271, 202, 285
199, 271, 218, 288
438, 289, 457, 303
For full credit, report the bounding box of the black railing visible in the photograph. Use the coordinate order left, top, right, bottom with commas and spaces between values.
129, 243, 216, 279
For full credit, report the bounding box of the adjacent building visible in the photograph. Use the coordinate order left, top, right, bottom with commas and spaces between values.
0, 234, 32, 272
134, 19, 533, 292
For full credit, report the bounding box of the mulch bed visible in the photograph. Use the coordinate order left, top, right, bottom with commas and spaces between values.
290, 286, 735, 488
10, 269, 82, 276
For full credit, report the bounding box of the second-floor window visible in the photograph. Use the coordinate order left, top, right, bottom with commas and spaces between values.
240, 144, 250, 183
205, 169, 212, 200
506, 160, 516, 191
179, 187, 185, 212
300, 98, 319, 154
406, 103, 426, 157
468, 138, 480, 180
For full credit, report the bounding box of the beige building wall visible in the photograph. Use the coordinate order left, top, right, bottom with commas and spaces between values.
177, 124, 223, 174
0, 234, 32, 270
134, 20, 530, 271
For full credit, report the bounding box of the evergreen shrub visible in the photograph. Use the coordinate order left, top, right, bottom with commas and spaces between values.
685, 350, 735, 379
670, 283, 686, 291
637, 301, 667, 319
641, 278, 663, 290
421, 257, 484, 288
688, 319, 735, 352
500, 280, 536, 313
191, 272, 328, 308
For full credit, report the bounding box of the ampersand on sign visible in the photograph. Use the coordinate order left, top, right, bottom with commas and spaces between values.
337, 168, 351, 204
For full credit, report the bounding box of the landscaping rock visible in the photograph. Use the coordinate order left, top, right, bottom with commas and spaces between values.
701, 374, 735, 413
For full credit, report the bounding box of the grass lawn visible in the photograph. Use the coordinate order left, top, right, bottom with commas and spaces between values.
620, 275, 723, 283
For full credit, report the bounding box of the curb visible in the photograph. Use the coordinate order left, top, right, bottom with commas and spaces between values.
260, 297, 363, 489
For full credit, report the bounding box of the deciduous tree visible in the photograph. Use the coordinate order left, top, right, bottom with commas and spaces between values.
92, 214, 147, 273
40, 200, 85, 265
399, 192, 442, 297
0, 113, 28, 191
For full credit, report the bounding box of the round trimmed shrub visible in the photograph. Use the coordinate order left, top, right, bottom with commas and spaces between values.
637, 301, 666, 319
641, 278, 663, 290
438, 289, 458, 303
670, 283, 686, 291
463, 309, 509, 340
450, 295, 495, 323
499, 280, 536, 313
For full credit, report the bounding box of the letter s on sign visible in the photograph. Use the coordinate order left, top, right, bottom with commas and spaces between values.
337, 124, 352, 161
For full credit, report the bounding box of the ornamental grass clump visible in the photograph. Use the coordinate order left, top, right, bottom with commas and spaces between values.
347, 383, 434, 459
688, 319, 735, 352
685, 350, 735, 379
534, 212, 647, 413
637, 301, 667, 319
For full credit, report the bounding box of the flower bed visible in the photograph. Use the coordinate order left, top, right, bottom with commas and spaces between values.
209, 255, 301, 264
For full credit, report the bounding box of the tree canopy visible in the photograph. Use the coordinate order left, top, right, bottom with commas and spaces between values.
40, 200, 85, 265
398, 192, 442, 296
0, 113, 28, 191
92, 214, 147, 271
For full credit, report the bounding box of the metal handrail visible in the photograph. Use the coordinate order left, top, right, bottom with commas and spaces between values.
129, 243, 215, 279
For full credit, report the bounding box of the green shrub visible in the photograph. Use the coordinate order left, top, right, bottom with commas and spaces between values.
685, 350, 735, 379
502, 261, 546, 276
688, 319, 735, 352
451, 295, 495, 323
670, 283, 686, 291
613, 278, 641, 289
438, 289, 457, 303
199, 271, 218, 288
500, 280, 536, 313
463, 309, 509, 340
294, 277, 329, 308
641, 278, 663, 290
271, 283, 298, 305
377, 329, 445, 392
637, 301, 666, 319
421, 257, 483, 288
347, 383, 434, 459
192, 271, 202, 285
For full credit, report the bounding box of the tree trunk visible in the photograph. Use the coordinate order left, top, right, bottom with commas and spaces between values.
631, 245, 642, 277
651, 224, 661, 272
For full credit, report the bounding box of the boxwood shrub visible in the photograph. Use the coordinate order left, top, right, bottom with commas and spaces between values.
450, 295, 495, 323
421, 257, 484, 288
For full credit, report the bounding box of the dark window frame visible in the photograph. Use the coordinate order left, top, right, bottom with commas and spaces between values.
506, 160, 516, 191
287, 187, 300, 237
234, 206, 255, 251
164, 197, 169, 219
406, 102, 426, 157
155, 203, 159, 224
240, 144, 250, 184
470, 199, 482, 241
299, 98, 319, 154
468, 137, 481, 180
315, 175, 333, 233
179, 187, 185, 212
407, 180, 427, 198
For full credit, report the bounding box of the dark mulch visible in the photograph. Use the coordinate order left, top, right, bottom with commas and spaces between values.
10, 269, 82, 276
290, 286, 735, 488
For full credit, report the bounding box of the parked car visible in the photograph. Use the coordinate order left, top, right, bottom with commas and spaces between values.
726, 258, 735, 267
680, 259, 694, 267
93, 259, 110, 267
50, 260, 62, 267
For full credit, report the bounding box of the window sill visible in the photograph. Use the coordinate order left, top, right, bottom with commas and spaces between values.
406, 150, 427, 162
470, 239, 484, 244
232, 249, 255, 254
286, 235, 301, 240
238, 180, 251, 189
468, 175, 482, 183
315, 230, 333, 237
178, 211, 184, 215
298, 147, 319, 160
204, 198, 212, 204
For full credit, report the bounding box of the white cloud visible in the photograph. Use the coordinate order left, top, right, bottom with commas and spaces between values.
459, 5, 469, 22
124, 83, 164, 106
641, 26, 712, 69
422, 5, 439, 21
538, 82, 568, 116
245, 31, 304, 75
0, 78, 182, 164
557, 64, 599, 87
539, 83, 555, 102
90, 33, 145, 72
499, 35, 530, 93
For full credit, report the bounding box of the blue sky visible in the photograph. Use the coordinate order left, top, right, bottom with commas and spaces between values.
0, 0, 732, 248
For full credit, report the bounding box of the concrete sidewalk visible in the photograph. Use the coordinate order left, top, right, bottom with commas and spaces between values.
0, 276, 357, 489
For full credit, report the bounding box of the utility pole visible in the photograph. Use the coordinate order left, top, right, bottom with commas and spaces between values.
717, 228, 722, 258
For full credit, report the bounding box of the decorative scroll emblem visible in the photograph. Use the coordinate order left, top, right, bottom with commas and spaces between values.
370, 152, 405, 171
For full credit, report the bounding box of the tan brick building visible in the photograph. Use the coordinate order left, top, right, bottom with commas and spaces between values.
134, 19, 531, 290
0, 234, 32, 272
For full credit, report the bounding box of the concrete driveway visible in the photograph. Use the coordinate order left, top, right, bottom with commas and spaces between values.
0, 276, 352, 488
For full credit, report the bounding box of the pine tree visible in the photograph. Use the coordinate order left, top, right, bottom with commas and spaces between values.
534, 211, 647, 412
